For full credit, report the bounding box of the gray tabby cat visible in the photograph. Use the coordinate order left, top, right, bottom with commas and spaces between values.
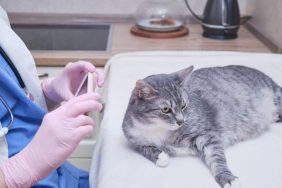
122, 65, 282, 188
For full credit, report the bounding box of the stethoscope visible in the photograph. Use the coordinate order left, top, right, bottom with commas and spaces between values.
0, 96, 13, 137
0, 47, 28, 138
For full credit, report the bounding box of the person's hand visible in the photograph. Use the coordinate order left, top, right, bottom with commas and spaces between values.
42, 61, 104, 103
0, 93, 102, 188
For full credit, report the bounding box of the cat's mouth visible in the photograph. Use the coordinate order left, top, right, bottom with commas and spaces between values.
167, 124, 183, 131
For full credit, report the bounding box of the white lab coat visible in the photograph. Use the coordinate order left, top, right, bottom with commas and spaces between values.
0, 5, 47, 164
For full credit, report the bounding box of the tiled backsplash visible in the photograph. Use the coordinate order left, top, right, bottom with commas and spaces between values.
0, 0, 246, 15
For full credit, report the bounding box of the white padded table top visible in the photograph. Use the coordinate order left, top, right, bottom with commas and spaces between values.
90, 51, 282, 188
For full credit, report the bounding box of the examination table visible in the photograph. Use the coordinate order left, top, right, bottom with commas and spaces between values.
90, 51, 282, 188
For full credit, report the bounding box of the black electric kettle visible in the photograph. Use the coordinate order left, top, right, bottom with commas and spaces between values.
184, 0, 250, 39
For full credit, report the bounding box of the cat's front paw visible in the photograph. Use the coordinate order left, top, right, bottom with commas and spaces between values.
156, 152, 169, 167
223, 178, 241, 188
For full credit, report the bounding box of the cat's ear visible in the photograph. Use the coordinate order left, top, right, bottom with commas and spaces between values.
174, 66, 194, 84
135, 80, 158, 100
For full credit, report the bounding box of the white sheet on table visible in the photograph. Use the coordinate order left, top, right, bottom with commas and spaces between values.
90, 51, 282, 188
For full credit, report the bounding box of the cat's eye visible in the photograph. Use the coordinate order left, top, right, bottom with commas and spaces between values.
181, 100, 187, 110
161, 107, 171, 114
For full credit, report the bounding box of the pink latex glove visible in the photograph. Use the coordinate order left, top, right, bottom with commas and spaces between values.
0, 93, 102, 188
42, 61, 104, 103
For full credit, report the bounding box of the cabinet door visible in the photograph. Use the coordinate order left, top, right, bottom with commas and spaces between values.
37, 66, 64, 78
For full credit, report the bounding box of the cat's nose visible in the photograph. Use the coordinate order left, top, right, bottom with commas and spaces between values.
175, 114, 184, 126
176, 120, 184, 126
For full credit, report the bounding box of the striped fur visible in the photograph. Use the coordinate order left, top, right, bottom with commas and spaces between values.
122, 65, 282, 188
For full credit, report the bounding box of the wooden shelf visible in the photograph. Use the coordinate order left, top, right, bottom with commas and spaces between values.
33, 23, 271, 67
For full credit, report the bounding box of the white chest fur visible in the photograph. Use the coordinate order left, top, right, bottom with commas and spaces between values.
128, 118, 171, 146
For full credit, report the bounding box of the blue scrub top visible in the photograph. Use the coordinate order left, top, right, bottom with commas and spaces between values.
0, 52, 89, 187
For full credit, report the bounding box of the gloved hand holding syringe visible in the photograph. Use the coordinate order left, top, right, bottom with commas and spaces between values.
0, 61, 104, 188
42, 60, 104, 109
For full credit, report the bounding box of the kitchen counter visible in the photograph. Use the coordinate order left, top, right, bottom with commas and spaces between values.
33, 23, 271, 67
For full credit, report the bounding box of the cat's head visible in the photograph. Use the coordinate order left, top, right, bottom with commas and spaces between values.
133, 66, 193, 131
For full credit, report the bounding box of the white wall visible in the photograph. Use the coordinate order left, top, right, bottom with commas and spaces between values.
0, 0, 246, 15
247, 0, 282, 49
